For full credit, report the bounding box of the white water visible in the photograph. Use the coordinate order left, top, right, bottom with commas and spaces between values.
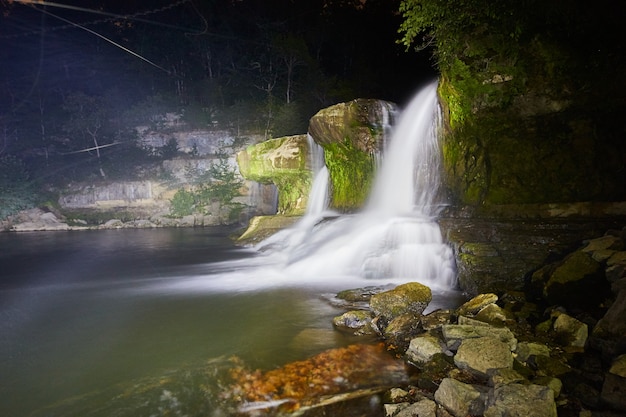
158, 80, 456, 293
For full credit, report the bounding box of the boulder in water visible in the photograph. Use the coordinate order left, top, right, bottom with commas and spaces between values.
370, 282, 432, 324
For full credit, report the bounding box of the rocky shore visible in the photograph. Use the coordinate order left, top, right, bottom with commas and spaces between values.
0, 207, 239, 232
337, 229, 626, 417
227, 229, 626, 417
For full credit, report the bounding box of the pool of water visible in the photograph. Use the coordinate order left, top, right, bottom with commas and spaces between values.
0, 227, 461, 416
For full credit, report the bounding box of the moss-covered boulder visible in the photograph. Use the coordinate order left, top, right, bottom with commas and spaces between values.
308, 99, 396, 211
236, 135, 311, 215
370, 282, 432, 323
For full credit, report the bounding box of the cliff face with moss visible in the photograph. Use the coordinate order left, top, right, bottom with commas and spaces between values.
308, 99, 396, 211
236, 135, 312, 215
399, 0, 626, 206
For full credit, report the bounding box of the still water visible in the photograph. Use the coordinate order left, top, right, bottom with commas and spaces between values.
0, 228, 377, 417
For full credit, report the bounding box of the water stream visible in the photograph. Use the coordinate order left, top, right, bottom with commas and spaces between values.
0, 80, 460, 416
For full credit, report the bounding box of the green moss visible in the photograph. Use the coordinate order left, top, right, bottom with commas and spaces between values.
322, 139, 376, 211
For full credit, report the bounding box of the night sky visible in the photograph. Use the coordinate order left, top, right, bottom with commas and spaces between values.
0, 0, 436, 112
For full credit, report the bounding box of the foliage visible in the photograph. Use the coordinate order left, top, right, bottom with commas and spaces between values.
169, 153, 245, 218
0, 155, 38, 218
170, 188, 196, 218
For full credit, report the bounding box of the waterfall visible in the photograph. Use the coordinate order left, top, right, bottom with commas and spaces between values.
161, 81, 456, 293
305, 134, 330, 217
254, 80, 456, 290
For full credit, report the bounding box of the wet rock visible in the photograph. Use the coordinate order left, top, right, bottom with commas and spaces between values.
540, 250, 609, 310
434, 377, 488, 417
515, 341, 551, 364
484, 383, 557, 417
534, 376, 563, 398
236, 134, 311, 215
600, 354, 626, 411
487, 368, 527, 387
8, 208, 71, 231
454, 336, 514, 378
332, 310, 375, 335
553, 312, 588, 349
405, 334, 446, 366
384, 387, 411, 404
456, 293, 499, 316
441, 324, 517, 351
420, 309, 453, 331
382, 313, 423, 351
593, 279, 626, 351
474, 303, 515, 326
370, 282, 432, 323
336, 285, 390, 302
384, 399, 437, 417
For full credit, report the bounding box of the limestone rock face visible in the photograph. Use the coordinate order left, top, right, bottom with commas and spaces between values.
237, 135, 312, 215
370, 282, 432, 323
308, 99, 396, 211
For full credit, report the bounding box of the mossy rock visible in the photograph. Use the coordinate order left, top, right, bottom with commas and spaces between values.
308, 99, 396, 212
370, 282, 432, 323
236, 135, 312, 215
543, 250, 610, 309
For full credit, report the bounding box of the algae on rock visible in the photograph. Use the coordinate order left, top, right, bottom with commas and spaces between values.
236, 135, 312, 215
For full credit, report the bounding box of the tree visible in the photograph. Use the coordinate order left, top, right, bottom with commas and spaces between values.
62, 92, 112, 178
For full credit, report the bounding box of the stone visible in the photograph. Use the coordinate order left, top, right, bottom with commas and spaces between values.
434, 377, 487, 417
421, 309, 453, 331
370, 282, 432, 323
484, 384, 557, 417
543, 250, 609, 309
534, 376, 563, 398
457, 315, 491, 327
384, 388, 410, 404
582, 235, 624, 253
601, 355, 626, 411
383, 313, 423, 350
609, 353, 626, 377
308, 99, 396, 210
454, 336, 514, 378
473, 303, 514, 326
553, 312, 588, 348
384, 399, 437, 417
456, 293, 498, 316
487, 368, 526, 387
336, 285, 389, 302
236, 135, 312, 214
515, 341, 551, 363
442, 324, 517, 351
332, 310, 374, 335
406, 334, 445, 365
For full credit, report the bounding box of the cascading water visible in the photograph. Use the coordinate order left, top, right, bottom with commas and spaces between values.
159, 80, 456, 293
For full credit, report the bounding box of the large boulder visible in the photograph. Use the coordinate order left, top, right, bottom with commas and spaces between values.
434, 377, 488, 417
454, 336, 514, 378
236, 135, 312, 215
370, 282, 432, 324
531, 249, 609, 310
308, 99, 396, 211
